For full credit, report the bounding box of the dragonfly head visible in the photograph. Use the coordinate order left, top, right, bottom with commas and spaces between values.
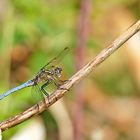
55, 67, 62, 78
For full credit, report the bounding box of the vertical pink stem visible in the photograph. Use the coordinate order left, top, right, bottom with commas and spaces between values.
74, 0, 91, 140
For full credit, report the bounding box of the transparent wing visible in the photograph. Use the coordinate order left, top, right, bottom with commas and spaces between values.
31, 84, 44, 102
41, 47, 69, 70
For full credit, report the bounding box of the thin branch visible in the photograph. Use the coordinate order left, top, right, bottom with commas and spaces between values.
0, 20, 140, 132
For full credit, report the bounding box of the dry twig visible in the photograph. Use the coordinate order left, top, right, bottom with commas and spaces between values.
0, 20, 140, 132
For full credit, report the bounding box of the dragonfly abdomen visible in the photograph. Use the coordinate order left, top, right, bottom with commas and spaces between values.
0, 80, 34, 100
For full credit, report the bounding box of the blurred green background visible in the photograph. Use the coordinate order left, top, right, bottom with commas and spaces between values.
0, 0, 140, 140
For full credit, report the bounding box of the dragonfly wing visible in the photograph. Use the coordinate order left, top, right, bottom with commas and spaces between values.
31, 84, 44, 102
42, 47, 69, 70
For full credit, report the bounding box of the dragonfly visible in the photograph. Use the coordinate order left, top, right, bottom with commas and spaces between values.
0, 47, 69, 100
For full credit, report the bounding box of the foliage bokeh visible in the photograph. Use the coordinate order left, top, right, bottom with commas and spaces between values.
0, 0, 139, 140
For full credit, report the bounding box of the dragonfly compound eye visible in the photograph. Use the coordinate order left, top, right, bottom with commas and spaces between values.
55, 67, 62, 77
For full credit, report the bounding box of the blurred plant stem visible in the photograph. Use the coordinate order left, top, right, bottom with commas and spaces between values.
74, 0, 91, 140
0, 1, 15, 88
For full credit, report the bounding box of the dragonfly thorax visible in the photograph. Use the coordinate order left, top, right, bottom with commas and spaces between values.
34, 66, 62, 84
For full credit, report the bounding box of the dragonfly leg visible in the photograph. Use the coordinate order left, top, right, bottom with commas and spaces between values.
41, 81, 50, 98
59, 80, 69, 84
53, 80, 69, 91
